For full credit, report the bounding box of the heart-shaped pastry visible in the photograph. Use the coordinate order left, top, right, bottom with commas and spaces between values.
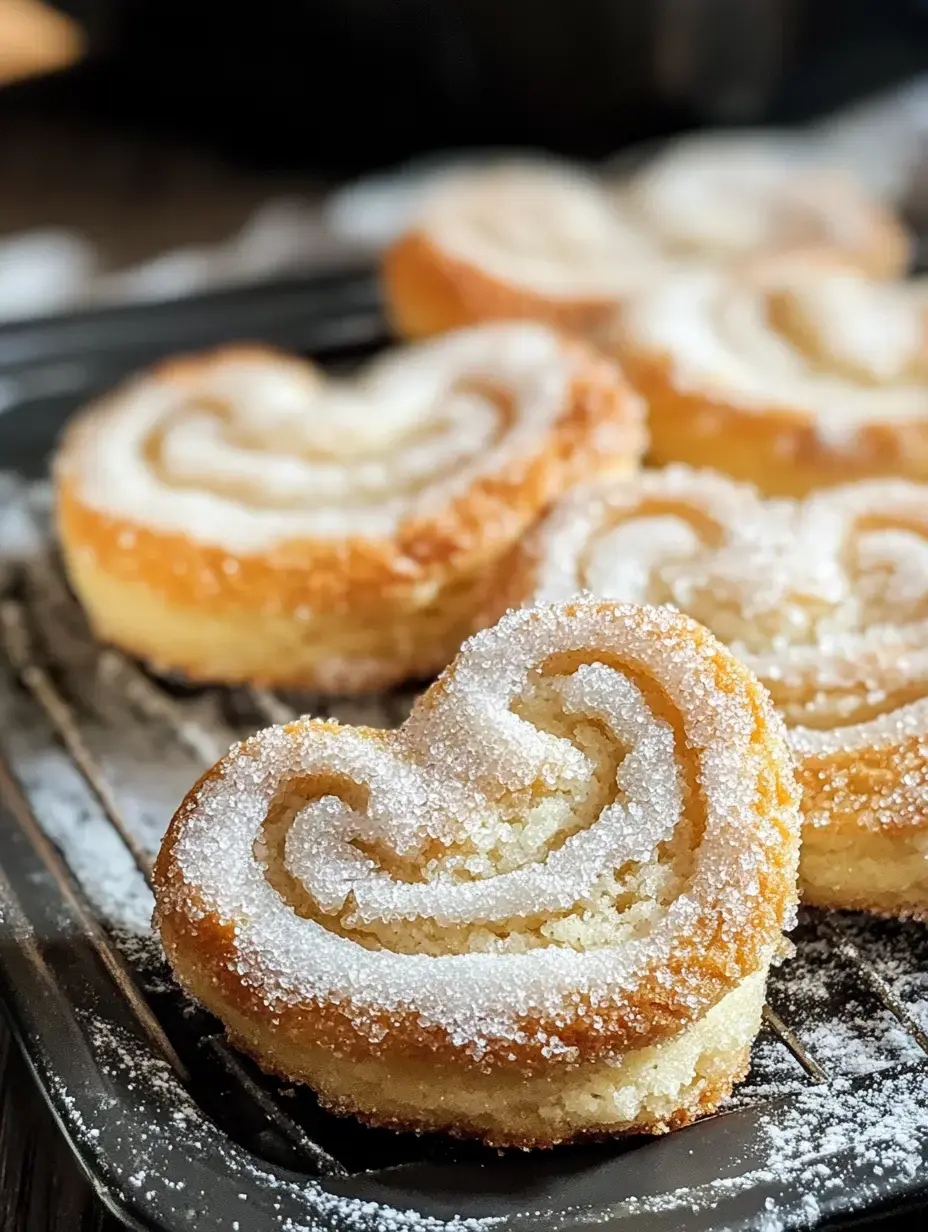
54, 325, 643, 692
384, 145, 907, 343
154, 600, 800, 1147
617, 263, 928, 496
508, 466, 928, 920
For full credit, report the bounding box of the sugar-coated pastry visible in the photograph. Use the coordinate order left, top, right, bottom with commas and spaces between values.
154, 601, 800, 1147
616, 263, 928, 496
383, 162, 672, 342
508, 467, 928, 920
383, 143, 908, 341
54, 327, 644, 693
623, 132, 909, 277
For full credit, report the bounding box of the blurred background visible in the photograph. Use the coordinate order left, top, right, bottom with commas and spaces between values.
2, 0, 928, 321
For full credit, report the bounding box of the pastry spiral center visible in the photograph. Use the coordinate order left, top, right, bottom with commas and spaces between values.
152, 368, 505, 511
627, 140, 869, 256
765, 275, 928, 385
260, 660, 692, 957
165, 603, 788, 1041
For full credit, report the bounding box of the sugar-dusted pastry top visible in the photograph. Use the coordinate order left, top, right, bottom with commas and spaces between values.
619, 265, 928, 448
414, 161, 671, 301
623, 132, 908, 271
155, 602, 799, 1064
524, 467, 928, 734
395, 136, 907, 307
57, 323, 640, 555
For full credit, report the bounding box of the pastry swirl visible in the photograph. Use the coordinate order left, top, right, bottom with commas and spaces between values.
510, 466, 928, 919
55, 326, 643, 692
624, 132, 908, 275
155, 601, 800, 1146
383, 162, 672, 341
617, 263, 928, 495
384, 142, 908, 342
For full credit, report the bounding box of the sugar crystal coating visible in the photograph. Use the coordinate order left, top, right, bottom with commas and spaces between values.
161, 601, 799, 1052
527, 466, 928, 834
621, 265, 928, 447
57, 324, 592, 553
407, 140, 893, 309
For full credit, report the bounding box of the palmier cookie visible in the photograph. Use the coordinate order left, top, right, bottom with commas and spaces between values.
54, 325, 644, 693
154, 601, 800, 1147
383, 162, 673, 342
383, 148, 907, 342
616, 263, 928, 496
508, 466, 928, 920
623, 131, 908, 278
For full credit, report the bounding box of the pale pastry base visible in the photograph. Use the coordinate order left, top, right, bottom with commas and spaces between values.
800, 825, 928, 922
64, 552, 503, 693
194, 966, 767, 1148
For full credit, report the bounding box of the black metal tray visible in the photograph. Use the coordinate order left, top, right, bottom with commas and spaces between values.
1, 272, 928, 1232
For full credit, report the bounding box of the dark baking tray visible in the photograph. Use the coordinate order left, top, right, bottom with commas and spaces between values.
0, 271, 928, 1231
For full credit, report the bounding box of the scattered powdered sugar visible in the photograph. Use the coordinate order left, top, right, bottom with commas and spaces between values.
802, 1015, 924, 1074
55, 1015, 499, 1232
48, 1004, 928, 1230
0, 472, 47, 580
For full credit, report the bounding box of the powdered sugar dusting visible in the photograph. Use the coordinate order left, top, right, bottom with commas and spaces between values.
625, 131, 900, 260
3, 473, 928, 1226
56, 324, 583, 553
419, 163, 672, 300
164, 601, 799, 1051
621, 265, 928, 444
526, 467, 928, 816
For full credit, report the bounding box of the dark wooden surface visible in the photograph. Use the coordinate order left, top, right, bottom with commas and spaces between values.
0, 1015, 118, 1231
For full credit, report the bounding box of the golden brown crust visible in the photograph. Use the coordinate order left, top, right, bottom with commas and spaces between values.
622, 348, 928, 497
164, 929, 755, 1147
153, 601, 798, 1151
157, 873, 763, 1145
55, 335, 644, 691
382, 172, 909, 346
383, 232, 625, 341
